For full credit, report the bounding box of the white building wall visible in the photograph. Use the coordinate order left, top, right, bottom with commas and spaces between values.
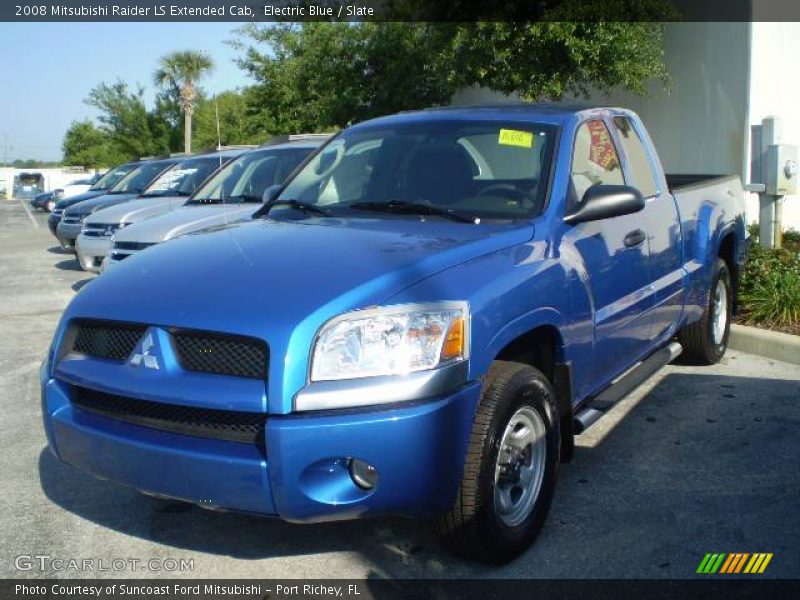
748, 21, 800, 231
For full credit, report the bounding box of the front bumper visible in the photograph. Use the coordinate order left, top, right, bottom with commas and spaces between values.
56, 221, 82, 249
47, 216, 61, 237
75, 235, 111, 273
41, 375, 481, 521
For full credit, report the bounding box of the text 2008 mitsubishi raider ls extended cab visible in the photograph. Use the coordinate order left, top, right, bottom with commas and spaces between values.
41, 105, 749, 563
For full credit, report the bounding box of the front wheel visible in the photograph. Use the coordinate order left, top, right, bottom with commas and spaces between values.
45, 199, 55, 212
678, 258, 732, 364
434, 361, 559, 564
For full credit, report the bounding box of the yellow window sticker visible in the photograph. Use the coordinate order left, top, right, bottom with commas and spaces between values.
498, 129, 534, 148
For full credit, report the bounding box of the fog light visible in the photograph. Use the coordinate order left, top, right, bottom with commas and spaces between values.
348, 458, 378, 490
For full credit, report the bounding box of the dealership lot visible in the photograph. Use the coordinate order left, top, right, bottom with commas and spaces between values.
1, 198, 798, 579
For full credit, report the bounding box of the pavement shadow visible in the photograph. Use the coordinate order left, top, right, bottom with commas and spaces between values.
47, 246, 70, 255
37, 448, 443, 567
71, 278, 93, 292
54, 258, 82, 271
37, 370, 800, 577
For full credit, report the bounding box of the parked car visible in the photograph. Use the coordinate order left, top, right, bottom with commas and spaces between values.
31, 191, 58, 212
41, 105, 748, 564
56, 158, 179, 250
48, 162, 139, 237
74, 150, 243, 272
103, 137, 326, 271
33, 173, 105, 211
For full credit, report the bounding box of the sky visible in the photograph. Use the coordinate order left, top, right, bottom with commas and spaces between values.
0, 23, 253, 161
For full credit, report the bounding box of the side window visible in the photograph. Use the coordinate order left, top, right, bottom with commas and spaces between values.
570, 119, 624, 204
613, 117, 658, 198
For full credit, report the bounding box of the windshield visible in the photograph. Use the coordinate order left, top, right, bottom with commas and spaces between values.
141, 155, 227, 198
109, 162, 172, 194
186, 147, 311, 205
90, 163, 137, 191
276, 121, 557, 221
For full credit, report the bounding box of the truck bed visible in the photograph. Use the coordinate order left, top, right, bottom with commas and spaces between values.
666, 173, 740, 193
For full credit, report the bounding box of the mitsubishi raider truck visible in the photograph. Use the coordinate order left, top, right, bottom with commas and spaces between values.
75, 149, 243, 272
41, 105, 748, 564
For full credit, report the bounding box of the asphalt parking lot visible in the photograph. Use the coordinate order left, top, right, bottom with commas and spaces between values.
1, 197, 798, 580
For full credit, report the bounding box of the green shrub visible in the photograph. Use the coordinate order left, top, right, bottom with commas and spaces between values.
739, 241, 800, 328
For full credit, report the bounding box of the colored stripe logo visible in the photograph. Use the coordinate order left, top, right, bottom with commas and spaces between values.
697, 553, 773, 574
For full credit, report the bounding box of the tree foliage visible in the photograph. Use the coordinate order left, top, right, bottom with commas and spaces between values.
154, 50, 214, 153
154, 50, 214, 114
234, 20, 669, 133
61, 120, 127, 167
85, 80, 170, 158
193, 90, 261, 150
234, 23, 457, 133
451, 22, 669, 100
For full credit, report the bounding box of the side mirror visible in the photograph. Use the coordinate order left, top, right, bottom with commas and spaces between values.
564, 184, 644, 225
262, 184, 282, 205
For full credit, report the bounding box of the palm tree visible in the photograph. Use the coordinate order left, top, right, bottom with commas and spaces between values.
154, 50, 214, 154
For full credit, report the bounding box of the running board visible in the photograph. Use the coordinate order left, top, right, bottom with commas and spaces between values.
573, 341, 682, 434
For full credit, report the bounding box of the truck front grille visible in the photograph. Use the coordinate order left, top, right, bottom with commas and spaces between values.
171, 330, 268, 380
71, 320, 147, 361
71, 385, 266, 445
62, 319, 269, 380
113, 241, 154, 251
83, 223, 118, 238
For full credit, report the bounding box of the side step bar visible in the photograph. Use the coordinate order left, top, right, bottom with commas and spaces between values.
573, 342, 683, 434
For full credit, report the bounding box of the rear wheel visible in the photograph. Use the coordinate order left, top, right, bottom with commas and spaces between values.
434, 361, 559, 564
678, 258, 732, 364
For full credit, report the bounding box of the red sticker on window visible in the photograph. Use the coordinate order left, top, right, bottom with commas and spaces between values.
587, 121, 618, 171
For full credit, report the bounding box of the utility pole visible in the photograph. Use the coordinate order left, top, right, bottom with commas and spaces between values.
750, 117, 798, 249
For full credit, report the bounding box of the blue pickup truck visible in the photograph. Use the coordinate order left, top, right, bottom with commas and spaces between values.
41, 104, 748, 563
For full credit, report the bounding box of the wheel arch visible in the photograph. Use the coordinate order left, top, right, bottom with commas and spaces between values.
717, 227, 739, 312
485, 313, 575, 462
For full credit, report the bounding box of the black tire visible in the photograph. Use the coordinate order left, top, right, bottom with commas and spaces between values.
45, 200, 55, 212
678, 258, 732, 365
434, 361, 560, 564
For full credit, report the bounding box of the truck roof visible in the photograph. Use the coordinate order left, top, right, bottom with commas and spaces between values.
352, 102, 632, 130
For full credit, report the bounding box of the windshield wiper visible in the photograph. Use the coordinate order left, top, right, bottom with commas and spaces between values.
348, 201, 478, 224
268, 199, 331, 217
225, 194, 264, 204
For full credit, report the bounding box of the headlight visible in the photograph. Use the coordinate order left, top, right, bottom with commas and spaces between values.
54, 189, 64, 198
310, 302, 469, 382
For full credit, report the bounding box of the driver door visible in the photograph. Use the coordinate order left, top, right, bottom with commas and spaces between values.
562, 118, 654, 389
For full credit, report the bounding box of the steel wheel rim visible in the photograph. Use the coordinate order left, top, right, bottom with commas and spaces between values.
493, 406, 547, 527
712, 278, 728, 346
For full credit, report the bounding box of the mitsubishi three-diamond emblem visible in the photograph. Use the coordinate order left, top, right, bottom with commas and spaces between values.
130, 332, 160, 370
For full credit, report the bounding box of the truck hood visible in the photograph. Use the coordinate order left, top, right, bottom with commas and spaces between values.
65, 193, 138, 217
84, 196, 187, 226
67, 217, 534, 406
112, 204, 259, 244
53, 189, 105, 210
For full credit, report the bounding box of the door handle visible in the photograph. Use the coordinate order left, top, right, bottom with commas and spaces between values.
624, 229, 646, 248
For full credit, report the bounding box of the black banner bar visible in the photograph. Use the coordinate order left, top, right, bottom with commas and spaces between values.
3, 579, 800, 600
4, 0, 800, 22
